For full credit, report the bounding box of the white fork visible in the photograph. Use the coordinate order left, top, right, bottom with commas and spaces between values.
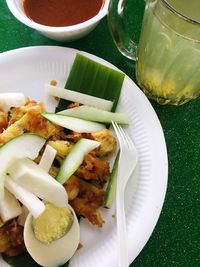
112, 121, 138, 267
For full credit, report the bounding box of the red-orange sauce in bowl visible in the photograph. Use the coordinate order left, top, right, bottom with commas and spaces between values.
23, 0, 104, 27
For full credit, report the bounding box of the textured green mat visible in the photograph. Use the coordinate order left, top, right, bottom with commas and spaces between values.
1, 0, 200, 266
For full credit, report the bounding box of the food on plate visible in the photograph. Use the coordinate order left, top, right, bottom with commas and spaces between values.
41, 112, 106, 133
8, 158, 68, 207
56, 138, 101, 184
0, 93, 25, 112
5, 176, 46, 219
103, 151, 120, 208
24, 203, 80, 267
0, 189, 22, 223
91, 129, 117, 157
0, 97, 119, 264
46, 84, 113, 111
38, 144, 57, 172
32, 203, 73, 244
0, 133, 46, 199
0, 100, 61, 144
57, 105, 129, 124
57, 53, 125, 112
0, 53, 127, 266
0, 218, 24, 256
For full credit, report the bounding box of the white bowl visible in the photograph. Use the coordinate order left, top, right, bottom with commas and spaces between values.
6, 0, 109, 42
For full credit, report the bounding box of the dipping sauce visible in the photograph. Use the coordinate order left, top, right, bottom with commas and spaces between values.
23, 0, 104, 27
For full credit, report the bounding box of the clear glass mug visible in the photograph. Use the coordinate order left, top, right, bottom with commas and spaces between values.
108, 0, 200, 105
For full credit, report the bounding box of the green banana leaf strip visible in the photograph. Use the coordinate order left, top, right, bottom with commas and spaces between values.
56, 53, 125, 112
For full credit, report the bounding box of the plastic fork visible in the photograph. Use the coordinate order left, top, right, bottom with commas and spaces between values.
112, 121, 138, 267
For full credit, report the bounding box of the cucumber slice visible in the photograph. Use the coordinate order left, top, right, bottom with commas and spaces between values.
0, 93, 25, 112
0, 134, 46, 199
5, 177, 45, 218
56, 138, 100, 184
58, 105, 129, 125
8, 158, 68, 207
41, 112, 105, 133
46, 84, 113, 111
103, 151, 119, 208
0, 189, 22, 222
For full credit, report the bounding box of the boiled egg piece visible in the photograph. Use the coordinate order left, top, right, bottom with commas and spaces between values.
24, 203, 80, 267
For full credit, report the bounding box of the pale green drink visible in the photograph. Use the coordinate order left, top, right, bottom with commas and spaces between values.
136, 0, 200, 105
168, 0, 200, 22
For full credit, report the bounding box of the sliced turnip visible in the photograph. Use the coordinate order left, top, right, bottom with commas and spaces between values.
8, 158, 68, 207
0, 133, 46, 199
5, 177, 45, 218
46, 84, 113, 111
39, 144, 57, 172
0, 189, 22, 222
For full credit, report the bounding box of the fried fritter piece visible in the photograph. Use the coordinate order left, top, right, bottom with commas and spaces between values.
66, 132, 93, 142
0, 117, 24, 144
0, 218, 4, 227
67, 102, 80, 109
0, 112, 7, 133
92, 129, 117, 157
64, 176, 105, 227
9, 98, 45, 121
0, 101, 45, 144
0, 108, 62, 144
75, 153, 110, 182
49, 166, 59, 178
64, 175, 81, 201
25, 109, 62, 138
48, 140, 72, 158
0, 219, 25, 256
71, 197, 105, 227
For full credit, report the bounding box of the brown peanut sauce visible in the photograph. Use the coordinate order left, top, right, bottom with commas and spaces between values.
23, 0, 104, 27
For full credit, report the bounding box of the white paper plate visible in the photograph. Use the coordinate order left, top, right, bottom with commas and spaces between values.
0, 46, 168, 267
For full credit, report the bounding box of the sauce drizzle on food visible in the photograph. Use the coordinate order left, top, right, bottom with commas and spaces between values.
23, 0, 104, 27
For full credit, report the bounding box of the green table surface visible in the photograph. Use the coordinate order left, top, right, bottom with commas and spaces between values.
1, 0, 200, 266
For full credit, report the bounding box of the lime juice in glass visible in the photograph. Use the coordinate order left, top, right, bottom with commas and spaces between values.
136, 0, 200, 105
108, 0, 200, 105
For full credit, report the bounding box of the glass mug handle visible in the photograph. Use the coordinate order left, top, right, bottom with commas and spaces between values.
108, 0, 138, 60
